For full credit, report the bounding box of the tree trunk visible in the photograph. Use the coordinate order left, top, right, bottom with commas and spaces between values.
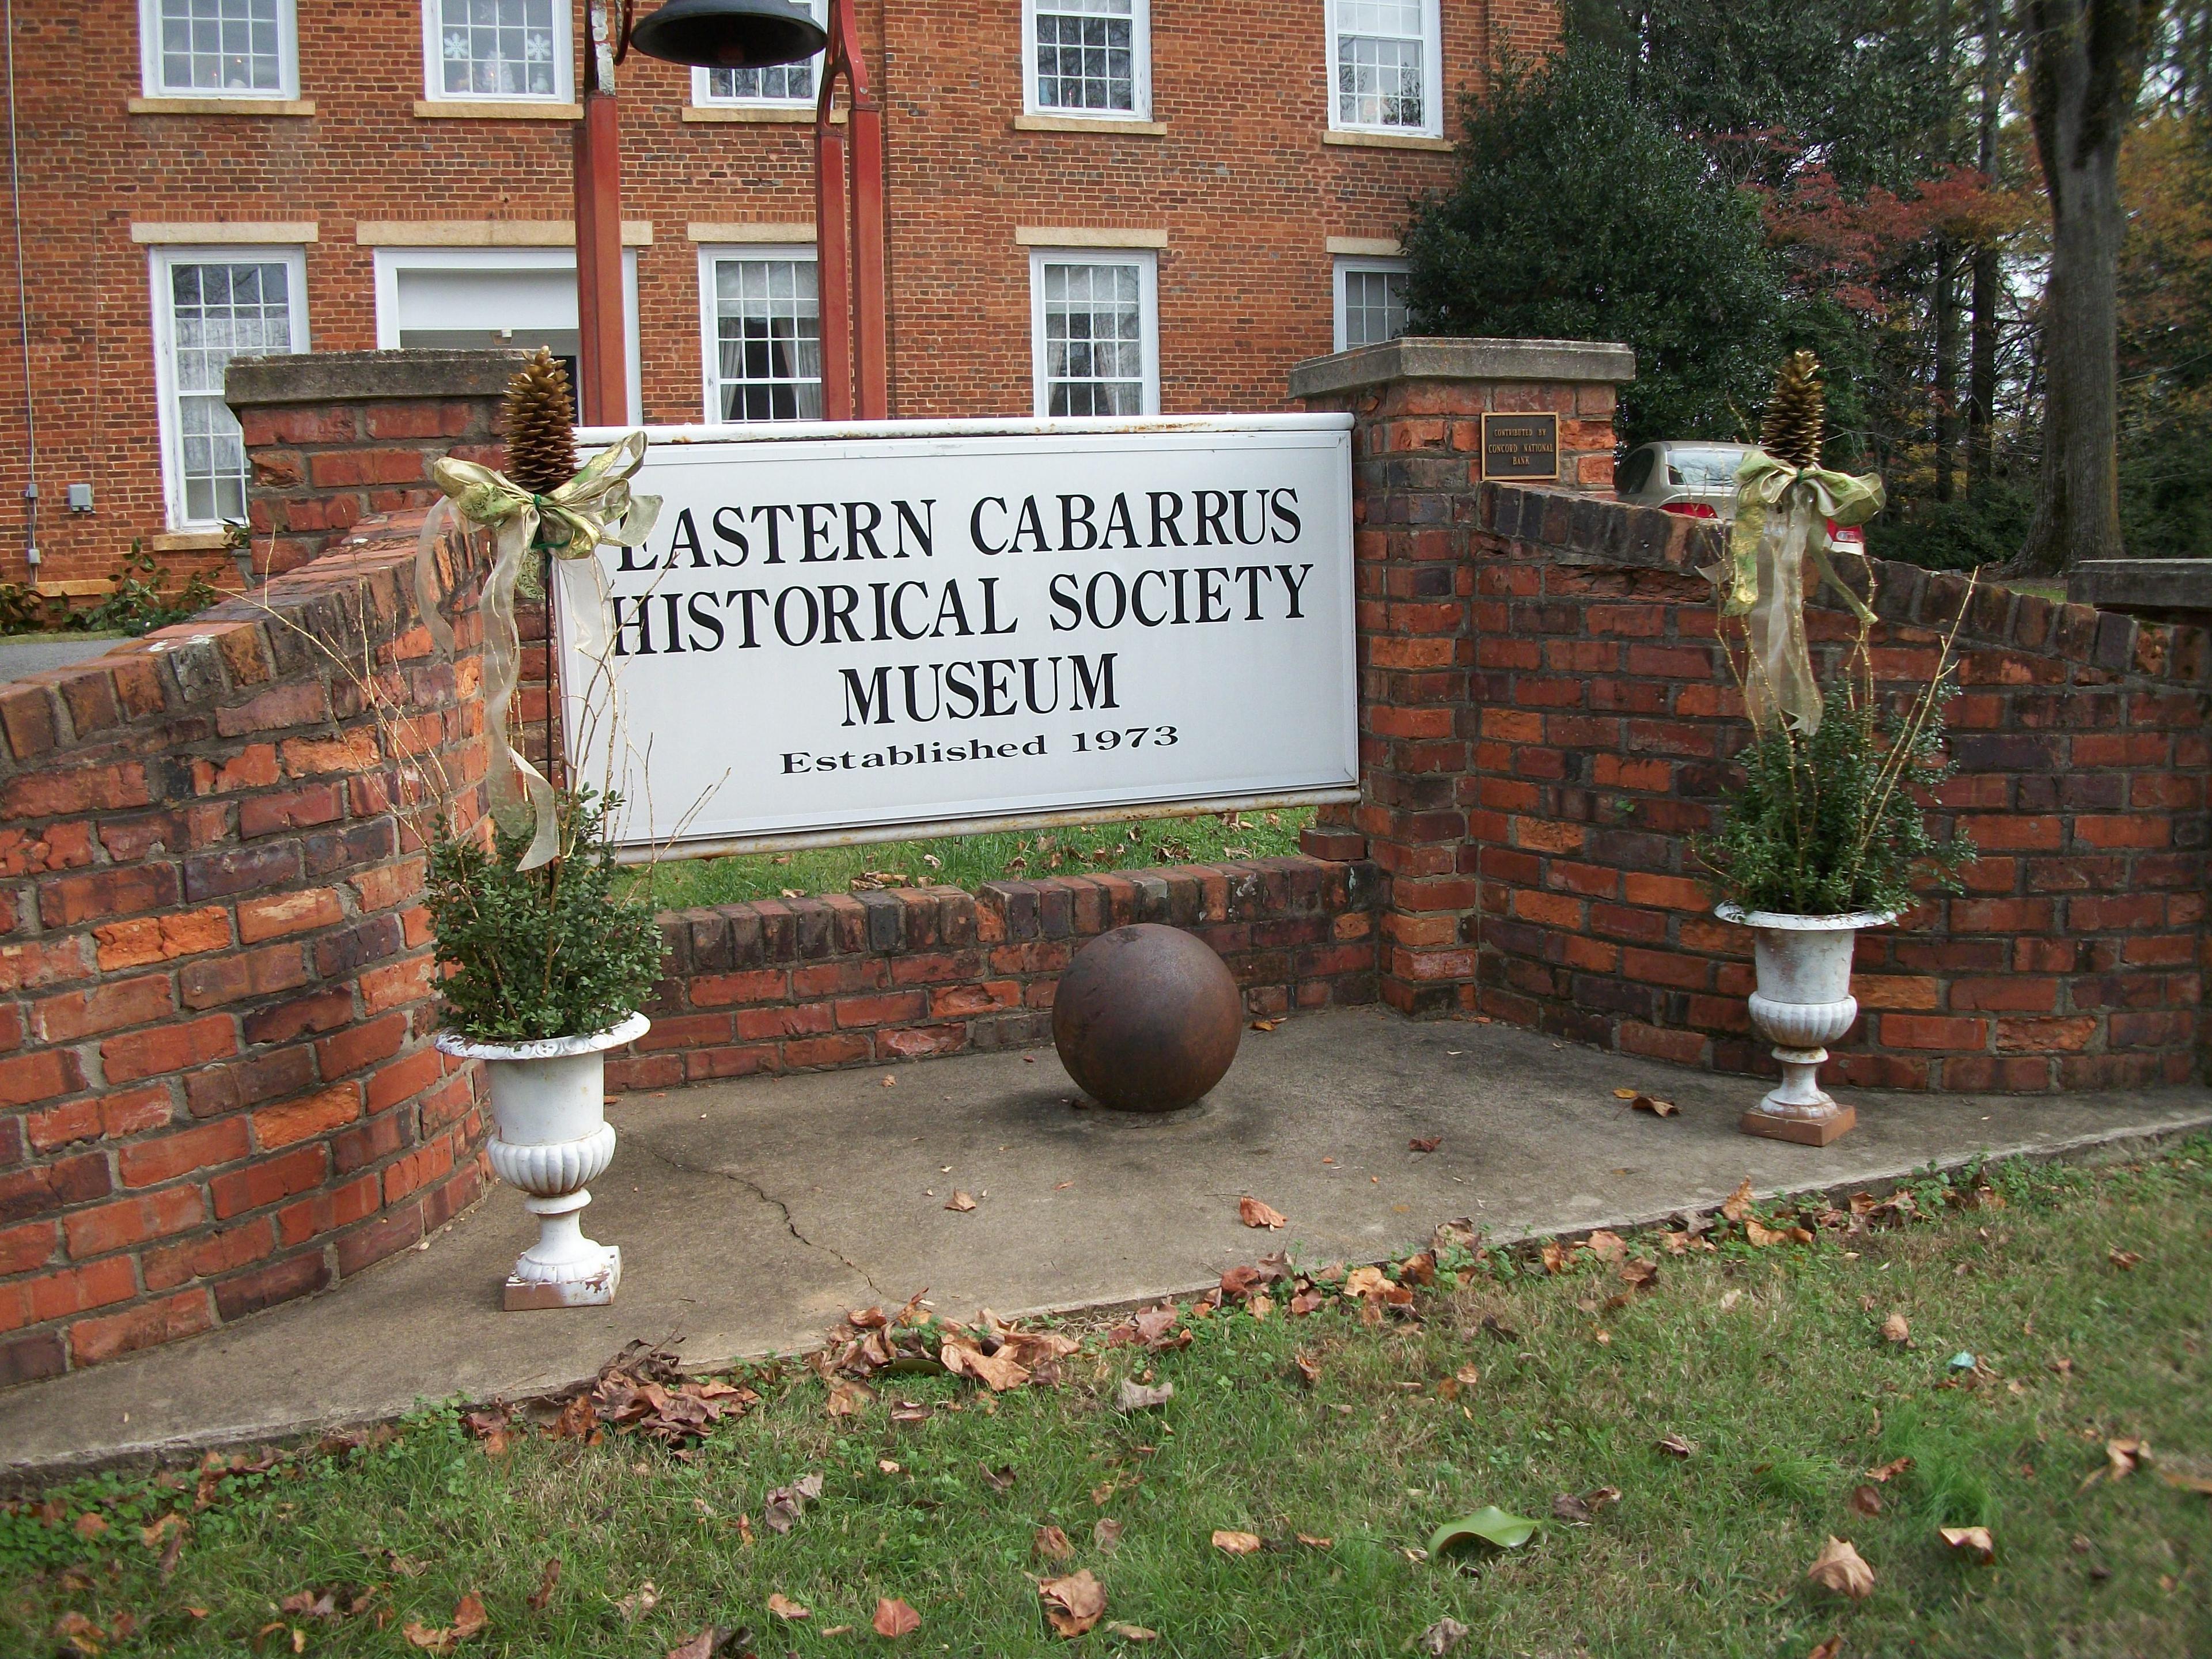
1969, 0, 2004, 488
1935, 247, 1960, 501
2012, 0, 2158, 576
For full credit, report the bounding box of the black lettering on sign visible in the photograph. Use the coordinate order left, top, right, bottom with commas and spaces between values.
1480, 412, 1560, 482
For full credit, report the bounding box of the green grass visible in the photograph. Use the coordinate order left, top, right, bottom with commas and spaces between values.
632, 808, 1313, 910
6, 1146, 2210, 1657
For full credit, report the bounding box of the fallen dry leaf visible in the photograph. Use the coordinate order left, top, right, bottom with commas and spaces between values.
1612, 1086, 1639, 1100
524, 1558, 560, 1612
1249, 1018, 1279, 1032
1657, 1433, 1696, 1459
2155, 1454, 2212, 1495
1034, 1525, 1074, 1562
1745, 1217, 1813, 1248
1806, 1536, 1875, 1600
402, 1592, 487, 1653
1848, 1484, 1883, 1517
2108, 1247, 2142, 1270
826, 1377, 873, 1417
1881, 1313, 1910, 1344
1540, 1240, 1574, 1275
1038, 1569, 1106, 1638
664, 1629, 737, 1659
1630, 1094, 1679, 1118
1116, 1378, 1175, 1411
945, 1191, 978, 1213
1293, 1351, 1321, 1388
2107, 1437, 2149, 1480
1584, 1229, 1627, 1263
940, 1335, 1029, 1393
1863, 1456, 1911, 1482
73, 1513, 107, 1539
1094, 1518, 1124, 1552
1806, 1639, 1843, 1659
1940, 1525, 1995, 1565
767, 1592, 810, 1622
1722, 1177, 1756, 1222
1618, 1257, 1659, 1292
873, 1598, 921, 1638
1297, 1532, 1334, 1548
1210, 1529, 1263, 1555
1107, 1621, 1160, 1642
1418, 1615, 1472, 1656
1408, 1137, 1442, 1153
1238, 1197, 1288, 1230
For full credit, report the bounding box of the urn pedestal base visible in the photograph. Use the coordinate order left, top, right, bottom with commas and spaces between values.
504, 1246, 621, 1310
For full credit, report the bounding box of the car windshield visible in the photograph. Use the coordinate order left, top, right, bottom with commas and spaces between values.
1666, 447, 1751, 488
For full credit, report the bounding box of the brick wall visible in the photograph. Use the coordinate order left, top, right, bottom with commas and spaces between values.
0, 510, 493, 1387
1308, 402, 2210, 1090
229, 351, 525, 575
0, 0, 1558, 588
618, 859, 1382, 1090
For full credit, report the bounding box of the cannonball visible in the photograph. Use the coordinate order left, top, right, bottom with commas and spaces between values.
1051, 923, 1243, 1112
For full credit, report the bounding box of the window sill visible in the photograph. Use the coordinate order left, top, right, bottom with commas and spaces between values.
682, 104, 842, 124
1323, 128, 1453, 151
36, 578, 113, 598
127, 96, 315, 116
148, 529, 232, 552
413, 99, 581, 120
1012, 112, 1166, 137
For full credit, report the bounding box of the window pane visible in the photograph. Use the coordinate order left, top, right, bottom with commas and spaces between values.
166, 259, 293, 525
702, 0, 823, 101
710, 257, 822, 422
1342, 267, 1408, 347
1034, 0, 1135, 112
1335, 0, 1426, 128
437, 0, 558, 97
155, 0, 285, 94
1040, 260, 1145, 416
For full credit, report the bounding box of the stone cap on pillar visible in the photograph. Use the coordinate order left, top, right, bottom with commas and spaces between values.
226, 348, 536, 410
1287, 335, 1635, 400
2069, 559, 2212, 627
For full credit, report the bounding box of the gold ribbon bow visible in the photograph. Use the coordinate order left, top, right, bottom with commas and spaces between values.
414, 431, 661, 870
1700, 448, 1884, 735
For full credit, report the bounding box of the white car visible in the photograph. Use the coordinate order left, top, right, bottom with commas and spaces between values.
1615, 439, 1863, 548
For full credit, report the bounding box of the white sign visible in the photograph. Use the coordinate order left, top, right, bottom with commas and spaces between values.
564, 416, 1358, 855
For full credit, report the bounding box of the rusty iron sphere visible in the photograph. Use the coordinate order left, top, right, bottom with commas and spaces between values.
1051, 924, 1243, 1112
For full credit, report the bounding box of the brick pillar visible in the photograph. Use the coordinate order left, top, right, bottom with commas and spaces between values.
226, 350, 530, 576
1287, 336, 1635, 1014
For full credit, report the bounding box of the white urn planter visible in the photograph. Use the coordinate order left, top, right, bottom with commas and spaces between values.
1716, 906, 1893, 1146
435, 1011, 647, 1310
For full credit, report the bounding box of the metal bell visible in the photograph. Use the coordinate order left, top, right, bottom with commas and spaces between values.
627, 0, 828, 69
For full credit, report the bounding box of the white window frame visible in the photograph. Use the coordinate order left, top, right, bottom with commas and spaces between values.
1022, 0, 1152, 120
695, 242, 824, 424
691, 0, 826, 107
1027, 247, 1160, 419
1324, 0, 1443, 138
370, 245, 639, 423
419, 0, 573, 104
1332, 256, 1411, 352
139, 0, 300, 100
147, 244, 309, 532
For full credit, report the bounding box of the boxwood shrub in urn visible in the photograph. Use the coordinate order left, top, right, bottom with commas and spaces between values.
422, 350, 668, 1308
1698, 353, 1975, 1145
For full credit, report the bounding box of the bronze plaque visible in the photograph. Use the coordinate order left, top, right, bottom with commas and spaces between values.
1480, 412, 1559, 481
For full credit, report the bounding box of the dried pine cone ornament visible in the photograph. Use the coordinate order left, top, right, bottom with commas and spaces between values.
503, 347, 578, 498
1760, 350, 1825, 471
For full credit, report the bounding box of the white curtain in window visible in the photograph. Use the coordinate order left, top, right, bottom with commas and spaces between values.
158, 0, 283, 93
1041, 262, 1145, 416
712, 257, 823, 422
1335, 0, 1426, 128
168, 260, 295, 524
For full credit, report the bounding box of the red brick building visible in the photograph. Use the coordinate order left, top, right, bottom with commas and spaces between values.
0, 0, 1555, 590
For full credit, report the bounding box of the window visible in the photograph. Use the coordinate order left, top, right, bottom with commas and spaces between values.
1029, 250, 1158, 417
699, 247, 823, 422
149, 248, 306, 528
372, 245, 641, 425
140, 0, 297, 99
1327, 0, 1441, 135
1334, 257, 1410, 351
1026, 0, 1150, 118
694, 0, 824, 105
423, 0, 569, 101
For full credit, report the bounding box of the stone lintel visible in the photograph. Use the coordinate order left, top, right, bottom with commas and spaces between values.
1287, 335, 1636, 399
226, 349, 537, 409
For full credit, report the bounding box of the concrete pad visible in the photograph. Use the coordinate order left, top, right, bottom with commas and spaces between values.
5, 1007, 2206, 1480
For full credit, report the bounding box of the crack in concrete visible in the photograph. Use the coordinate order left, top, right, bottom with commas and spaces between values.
626, 1131, 891, 1300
